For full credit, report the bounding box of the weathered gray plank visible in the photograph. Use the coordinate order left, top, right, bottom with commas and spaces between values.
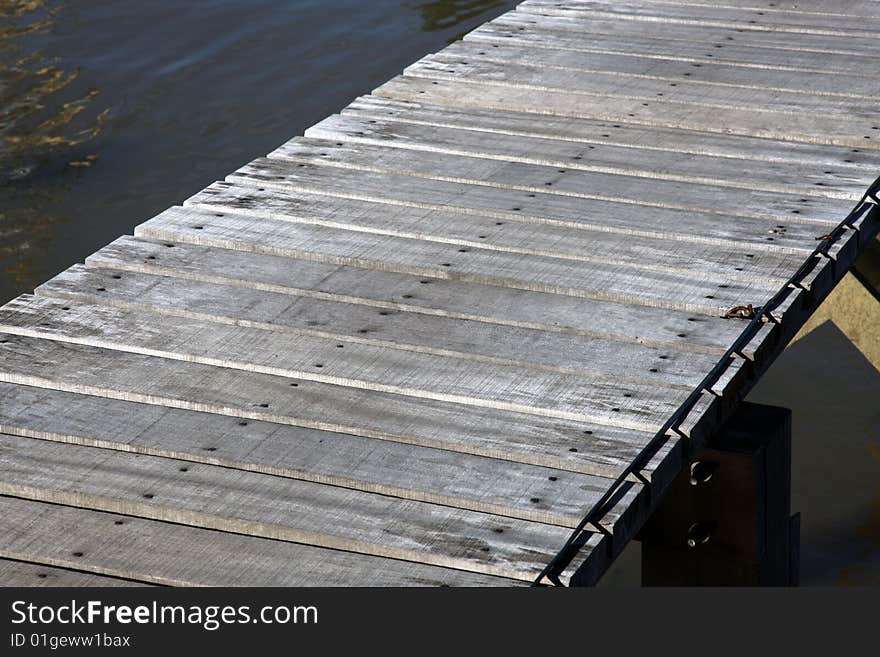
345, 95, 880, 169
0, 557, 146, 587
231, 155, 838, 236
307, 112, 873, 200
136, 205, 781, 316
270, 134, 852, 226
86, 235, 751, 356
469, 12, 880, 77
0, 333, 668, 478
190, 180, 809, 286
0, 294, 691, 427
0, 381, 656, 526
436, 39, 880, 100
405, 52, 879, 133
0, 496, 521, 586
640, 0, 879, 17
505, 6, 880, 60
0, 433, 593, 581
37, 265, 722, 390
375, 75, 880, 149
517, 0, 880, 38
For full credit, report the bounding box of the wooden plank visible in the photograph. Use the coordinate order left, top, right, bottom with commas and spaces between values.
0, 432, 592, 581
631, 1, 880, 17
86, 235, 751, 356
307, 112, 874, 200
405, 52, 879, 131
231, 154, 839, 237
136, 205, 781, 316
36, 265, 723, 391
345, 95, 880, 169
0, 557, 147, 587
0, 496, 520, 586
0, 333, 666, 478
0, 294, 691, 427
468, 12, 880, 77
437, 39, 880, 100
0, 381, 658, 526
270, 133, 853, 225
190, 180, 810, 286
480, 9, 880, 62
374, 75, 880, 149
509, 4, 880, 55
517, 0, 880, 38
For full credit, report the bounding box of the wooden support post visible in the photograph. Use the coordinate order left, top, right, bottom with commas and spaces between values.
852, 237, 880, 303
638, 402, 799, 586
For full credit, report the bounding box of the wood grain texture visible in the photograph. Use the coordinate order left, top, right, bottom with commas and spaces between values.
0, 496, 520, 586
517, 0, 880, 38
0, 433, 600, 581
0, 381, 652, 527
189, 180, 806, 287
308, 112, 874, 200
0, 333, 669, 479
245, 145, 842, 231
0, 557, 148, 587
345, 95, 880, 169
0, 295, 693, 428
495, 8, 880, 64
376, 75, 880, 149
617, 1, 879, 18
136, 205, 780, 316
85, 236, 752, 356
269, 134, 850, 227
422, 40, 879, 106
404, 53, 879, 140
36, 265, 723, 391
469, 12, 880, 77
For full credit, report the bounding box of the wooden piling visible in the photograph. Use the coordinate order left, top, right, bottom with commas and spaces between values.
639, 402, 799, 586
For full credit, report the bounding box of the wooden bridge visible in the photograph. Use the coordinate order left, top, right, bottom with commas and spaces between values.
1, 0, 879, 586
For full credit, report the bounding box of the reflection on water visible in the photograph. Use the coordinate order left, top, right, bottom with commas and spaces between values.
413, 0, 506, 39
1, 0, 107, 291
0, 0, 517, 301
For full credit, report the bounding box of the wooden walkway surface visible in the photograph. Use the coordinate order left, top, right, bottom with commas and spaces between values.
1, 0, 879, 586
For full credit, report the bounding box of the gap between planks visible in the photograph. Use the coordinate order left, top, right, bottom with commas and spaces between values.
342, 95, 880, 170
0, 297, 697, 430
188, 179, 811, 288
516, 0, 880, 39
374, 76, 880, 150
0, 381, 661, 526
307, 111, 874, 201
34, 265, 723, 391
265, 135, 854, 225
0, 332, 679, 479
0, 433, 603, 581
0, 496, 522, 586
83, 235, 753, 357
468, 13, 880, 78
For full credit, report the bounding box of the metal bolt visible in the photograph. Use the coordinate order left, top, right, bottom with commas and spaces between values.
687, 521, 716, 547
689, 461, 719, 486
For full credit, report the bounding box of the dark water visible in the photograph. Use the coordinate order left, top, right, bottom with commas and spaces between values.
0, 0, 516, 302
1, 1, 878, 586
